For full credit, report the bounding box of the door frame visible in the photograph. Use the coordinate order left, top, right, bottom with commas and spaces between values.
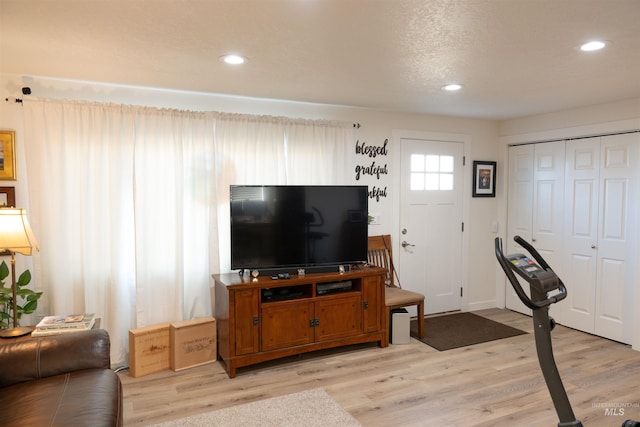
391, 129, 471, 311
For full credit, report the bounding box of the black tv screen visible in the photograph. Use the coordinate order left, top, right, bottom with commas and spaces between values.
230, 185, 368, 273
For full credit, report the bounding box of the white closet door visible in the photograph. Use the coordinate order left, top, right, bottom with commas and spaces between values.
563, 137, 600, 332
531, 142, 566, 322
506, 144, 533, 315
531, 142, 566, 274
506, 143, 565, 316
563, 133, 638, 343
594, 133, 638, 343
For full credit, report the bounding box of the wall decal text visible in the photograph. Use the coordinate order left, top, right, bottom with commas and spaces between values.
354, 138, 389, 201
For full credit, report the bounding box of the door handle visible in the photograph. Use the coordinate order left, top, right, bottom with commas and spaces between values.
401, 241, 415, 248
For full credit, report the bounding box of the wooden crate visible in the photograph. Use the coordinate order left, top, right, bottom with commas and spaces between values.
128, 323, 171, 378
170, 317, 216, 371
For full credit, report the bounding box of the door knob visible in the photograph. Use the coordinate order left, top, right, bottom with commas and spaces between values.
591, 244, 597, 249
401, 241, 415, 248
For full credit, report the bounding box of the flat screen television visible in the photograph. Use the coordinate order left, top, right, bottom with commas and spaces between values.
230, 185, 368, 274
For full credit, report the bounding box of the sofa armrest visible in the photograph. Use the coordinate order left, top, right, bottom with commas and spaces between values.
0, 329, 111, 387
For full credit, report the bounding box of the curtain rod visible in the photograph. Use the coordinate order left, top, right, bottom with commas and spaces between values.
10, 86, 361, 127
5, 93, 363, 129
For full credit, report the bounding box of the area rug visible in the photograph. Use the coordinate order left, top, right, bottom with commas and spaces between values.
410, 312, 527, 351
147, 387, 361, 427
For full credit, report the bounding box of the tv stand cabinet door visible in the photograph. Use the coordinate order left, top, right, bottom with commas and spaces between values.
362, 276, 383, 333
234, 289, 260, 356
261, 301, 314, 351
315, 295, 362, 342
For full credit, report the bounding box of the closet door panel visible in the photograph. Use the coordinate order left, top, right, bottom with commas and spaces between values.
532, 142, 565, 256
532, 142, 566, 321
594, 134, 638, 343
563, 137, 599, 332
506, 145, 533, 314
567, 254, 594, 313
596, 257, 625, 333
506, 142, 564, 316
508, 146, 534, 241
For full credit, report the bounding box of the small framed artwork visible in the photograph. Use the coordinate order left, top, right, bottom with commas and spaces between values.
0, 187, 15, 207
472, 161, 496, 197
0, 130, 17, 181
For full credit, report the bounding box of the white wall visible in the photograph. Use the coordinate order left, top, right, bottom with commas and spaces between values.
499, 98, 640, 138
3, 74, 637, 331
1, 73, 501, 312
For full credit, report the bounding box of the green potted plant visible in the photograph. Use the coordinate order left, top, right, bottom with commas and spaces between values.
0, 260, 42, 328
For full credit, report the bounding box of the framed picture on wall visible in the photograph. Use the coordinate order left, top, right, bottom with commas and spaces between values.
0, 130, 17, 181
472, 160, 496, 197
0, 187, 15, 207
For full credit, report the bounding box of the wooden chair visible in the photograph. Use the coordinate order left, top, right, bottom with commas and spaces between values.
367, 234, 425, 345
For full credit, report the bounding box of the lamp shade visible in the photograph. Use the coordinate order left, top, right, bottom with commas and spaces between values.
0, 208, 39, 255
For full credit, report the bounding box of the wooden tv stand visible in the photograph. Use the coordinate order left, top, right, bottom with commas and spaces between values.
213, 265, 387, 378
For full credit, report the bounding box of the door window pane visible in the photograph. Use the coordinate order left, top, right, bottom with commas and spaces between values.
411, 172, 425, 190
425, 155, 440, 172
441, 156, 454, 172
411, 154, 425, 172
425, 173, 439, 190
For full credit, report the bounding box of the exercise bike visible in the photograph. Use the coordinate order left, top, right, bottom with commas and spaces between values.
495, 235, 639, 427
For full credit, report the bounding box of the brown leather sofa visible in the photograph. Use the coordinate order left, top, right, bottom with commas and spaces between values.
0, 329, 123, 426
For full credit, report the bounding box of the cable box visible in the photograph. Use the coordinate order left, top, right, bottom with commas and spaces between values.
317, 280, 353, 295
261, 287, 305, 302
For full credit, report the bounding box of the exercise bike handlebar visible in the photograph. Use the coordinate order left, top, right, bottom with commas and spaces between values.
512, 235, 552, 270
494, 236, 567, 310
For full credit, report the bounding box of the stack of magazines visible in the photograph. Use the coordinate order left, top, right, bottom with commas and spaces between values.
31, 313, 96, 337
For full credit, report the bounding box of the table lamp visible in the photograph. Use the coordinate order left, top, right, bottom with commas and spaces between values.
0, 208, 39, 338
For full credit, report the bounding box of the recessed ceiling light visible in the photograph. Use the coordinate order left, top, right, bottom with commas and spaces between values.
220, 54, 247, 65
580, 40, 607, 52
442, 84, 463, 91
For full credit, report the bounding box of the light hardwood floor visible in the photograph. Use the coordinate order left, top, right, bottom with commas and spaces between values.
119, 309, 640, 426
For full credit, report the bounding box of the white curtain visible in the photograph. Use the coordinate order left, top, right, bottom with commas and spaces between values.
214, 114, 355, 271
22, 98, 353, 365
284, 119, 353, 184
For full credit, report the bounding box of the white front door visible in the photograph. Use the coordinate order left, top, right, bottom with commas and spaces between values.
399, 138, 464, 314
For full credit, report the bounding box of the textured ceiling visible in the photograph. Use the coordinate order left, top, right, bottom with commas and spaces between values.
1, 0, 639, 120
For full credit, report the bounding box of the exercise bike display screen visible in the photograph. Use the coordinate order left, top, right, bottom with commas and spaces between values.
505, 252, 560, 293
508, 254, 544, 276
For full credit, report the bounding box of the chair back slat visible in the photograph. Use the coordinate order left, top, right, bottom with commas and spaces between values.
367, 234, 397, 288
